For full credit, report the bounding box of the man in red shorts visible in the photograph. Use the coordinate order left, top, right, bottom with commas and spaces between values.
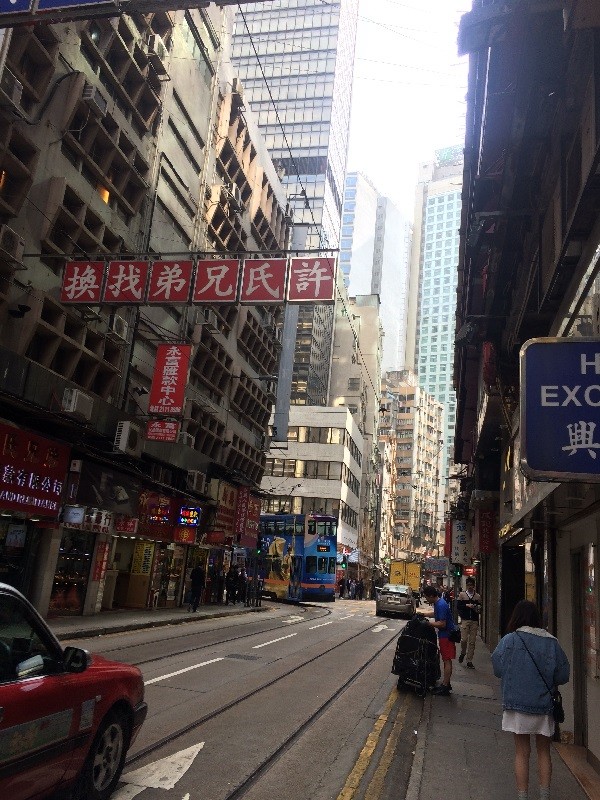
422, 584, 456, 695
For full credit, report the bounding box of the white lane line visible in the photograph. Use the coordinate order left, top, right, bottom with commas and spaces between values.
252, 633, 298, 649
339, 615, 355, 620
146, 658, 224, 685
309, 621, 334, 630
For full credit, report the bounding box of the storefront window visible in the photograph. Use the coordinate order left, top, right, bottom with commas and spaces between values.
0, 520, 38, 594
49, 531, 94, 615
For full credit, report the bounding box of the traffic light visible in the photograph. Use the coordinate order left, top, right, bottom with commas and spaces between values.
451, 563, 463, 578
256, 535, 263, 555
341, 555, 347, 570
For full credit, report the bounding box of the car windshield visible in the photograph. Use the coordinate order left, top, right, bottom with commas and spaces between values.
382, 584, 410, 594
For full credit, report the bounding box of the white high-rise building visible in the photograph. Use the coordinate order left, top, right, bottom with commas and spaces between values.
342, 172, 412, 373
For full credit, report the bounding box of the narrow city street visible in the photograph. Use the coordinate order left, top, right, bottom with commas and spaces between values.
65, 601, 423, 800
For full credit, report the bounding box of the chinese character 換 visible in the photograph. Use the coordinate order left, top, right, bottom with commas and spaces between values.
63, 264, 101, 300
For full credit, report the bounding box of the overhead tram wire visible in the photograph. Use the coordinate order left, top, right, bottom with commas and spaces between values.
236, 4, 381, 406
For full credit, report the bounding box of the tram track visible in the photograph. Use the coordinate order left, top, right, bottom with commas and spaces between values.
98, 606, 333, 667
124, 620, 399, 774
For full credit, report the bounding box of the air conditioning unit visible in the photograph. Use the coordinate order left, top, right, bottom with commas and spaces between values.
109, 314, 129, 340
114, 421, 143, 457
62, 388, 94, 421
228, 183, 243, 211
178, 431, 194, 448
147, 34, 168, 76
194, 308, 219, 334
186, 469, 207, 494
0, 224, 25, 264
82, 82, 108, 118
0, 68, 23, 107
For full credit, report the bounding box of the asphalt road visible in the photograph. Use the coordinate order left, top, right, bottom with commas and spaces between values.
76, 600, 424, 800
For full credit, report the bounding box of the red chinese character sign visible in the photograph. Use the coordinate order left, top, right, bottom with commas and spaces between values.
0, 423, 70, 517
147, 261, 193, 304
61, 261, 104, 303
240, 259, 287, 304
104, 261, 149, 303
287, 257, 336, 303
146, 420, 180, 443
193, 260, 240, 303
148, 344, 192, 416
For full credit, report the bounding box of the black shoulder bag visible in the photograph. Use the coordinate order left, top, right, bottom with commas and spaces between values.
516, 633, 564, 724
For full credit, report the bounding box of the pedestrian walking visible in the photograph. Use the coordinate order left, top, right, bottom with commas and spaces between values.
188, 563, 205, 612
225, 566, 238, 605
422, 584, 458, 695
237, 567, 248, 605
338, 577, 345, 599
349, 578, 356, 599
457, 576, 481, 668
357, 578, 364, 600
492, 600, 570, 800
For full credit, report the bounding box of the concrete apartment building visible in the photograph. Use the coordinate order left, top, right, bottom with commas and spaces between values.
0, 6, 292, 618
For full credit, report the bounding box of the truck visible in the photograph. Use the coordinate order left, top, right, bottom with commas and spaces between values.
389, 559, 421, 594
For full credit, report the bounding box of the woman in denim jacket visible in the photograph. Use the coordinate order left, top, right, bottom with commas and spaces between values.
492, 600, 569, 800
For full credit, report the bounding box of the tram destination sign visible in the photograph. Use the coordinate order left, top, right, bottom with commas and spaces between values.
521, 337, 600, 481
0, 0, 272, 28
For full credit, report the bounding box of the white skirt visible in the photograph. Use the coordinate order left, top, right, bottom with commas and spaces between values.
502, 710, 554, 737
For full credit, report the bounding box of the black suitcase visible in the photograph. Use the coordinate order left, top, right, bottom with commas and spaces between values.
391, 614, 440, 696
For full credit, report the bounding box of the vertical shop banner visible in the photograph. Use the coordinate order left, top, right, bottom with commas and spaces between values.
287, 257, 336, 303
103, 260, 149, 303
131, 541, 155, 575
246, 495, 261, 542
146, 261, 193, 304
475, 509, 496, 553
148, 344, 192, 416
60, 261, 104, 303
444, 518, 452, 557
234, 486, 249, 544
0, 423, 70, 517
193, 259, 240, 303
92, 540, 110, 582
240, 259, 287, 304
451, 519, 471, 565
208, 481, 238, 544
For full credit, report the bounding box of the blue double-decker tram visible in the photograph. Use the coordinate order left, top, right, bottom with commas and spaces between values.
258, 513, 338, 602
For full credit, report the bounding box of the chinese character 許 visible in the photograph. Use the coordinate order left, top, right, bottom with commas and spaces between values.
562, 420, 600, 458
293, 260, 331, 297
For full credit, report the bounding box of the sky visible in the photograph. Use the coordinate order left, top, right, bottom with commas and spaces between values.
347, 0, 471, 218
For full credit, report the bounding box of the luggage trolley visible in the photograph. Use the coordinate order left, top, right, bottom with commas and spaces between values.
391, 614, 440, 696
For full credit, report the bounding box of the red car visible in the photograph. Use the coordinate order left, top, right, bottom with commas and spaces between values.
0, 583, 147, 800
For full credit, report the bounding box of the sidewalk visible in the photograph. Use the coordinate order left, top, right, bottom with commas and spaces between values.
48, 602, 269, 641
408, 641, 600, 800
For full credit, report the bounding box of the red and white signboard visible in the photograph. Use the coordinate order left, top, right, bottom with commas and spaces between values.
287, 257, 336, 303
240, 259, 287, 304
148, 344, 192, 416
103, 261, 149, 304
147, 261, 193, 304
193, 259, 240, 303
474, 508, 496, 554
61, 261, 104, 303
146, 419, 180, 442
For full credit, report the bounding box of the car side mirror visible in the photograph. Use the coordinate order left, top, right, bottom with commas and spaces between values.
16, 654, 44, 679
64, 646, 90, 673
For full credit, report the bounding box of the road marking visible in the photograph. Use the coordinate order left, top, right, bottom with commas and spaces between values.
284, 615, 305, 624
364, 694, 410, 799
112, 787, 146, 799
371, 624, 390, 632
308, 621, 334, 629
339, 615, 355, 620
252, 632, 298, 649
146, 658, 224, 685
336, 689, 399, 800
119, 742, 205, 792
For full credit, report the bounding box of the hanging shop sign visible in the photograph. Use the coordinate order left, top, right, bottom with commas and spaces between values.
148, 344, 192, 416
60, 256, 338, 306
424, 557, 449, 575
521, 337, 600, 481
113, 514, 139, 534
146, 419, 180, 442
63, 507, 113, 534
92, 540, 110, 582
178, 506, 201, 526
474, 509, 496, 554
173, 527, 197, 544
0, 423, 70, 518
451, 519, 471, 565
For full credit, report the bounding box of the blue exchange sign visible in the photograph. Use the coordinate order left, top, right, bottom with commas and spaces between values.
521, 337, 600, 481
0, 0, 33, 12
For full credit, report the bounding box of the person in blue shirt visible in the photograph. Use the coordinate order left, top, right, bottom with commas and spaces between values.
422, 584, 457, 695
492, 600, 569, 800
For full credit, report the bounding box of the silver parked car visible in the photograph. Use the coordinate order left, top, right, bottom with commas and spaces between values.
375, 584, 416, 618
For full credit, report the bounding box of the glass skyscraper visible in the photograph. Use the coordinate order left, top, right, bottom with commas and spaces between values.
231, 0, 359, 405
